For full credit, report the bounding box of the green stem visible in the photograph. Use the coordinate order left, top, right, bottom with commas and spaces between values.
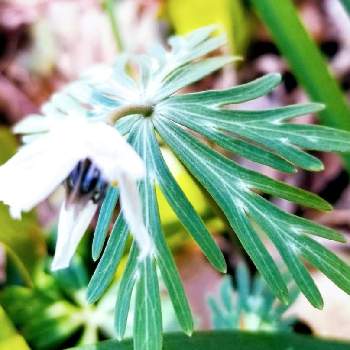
107, 104, 153, 125
80, 324, 98, 345
251, 0, 350, 171
104, 0, 123, 51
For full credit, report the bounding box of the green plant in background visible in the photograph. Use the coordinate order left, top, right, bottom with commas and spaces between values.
0, 305, 30, 350
1, 256, 117, 349
340, 0, 350, 16
166, 0, 250, 54
208, 263, 298, 332
250, 0, 350, 170
0, 128, 46, 285
72, 331, 350, 350
24, 26, 350, 350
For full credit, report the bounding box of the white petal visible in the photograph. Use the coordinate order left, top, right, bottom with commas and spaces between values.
118, 172, 153, 259
0, 117, 146, 224
83, 122, 146, 182
21, 134, 43, 144
0, 127, 84, 215
13, 115, 51, 134
51, 201, 97, 271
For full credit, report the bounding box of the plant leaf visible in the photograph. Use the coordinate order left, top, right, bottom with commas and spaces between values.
250, 0, 350, 171
154, 56, 235, 102
133, 257, 162, 350
0, 306, 30, 350
87, 214, 129, 304
154, 118, 289, 302
146, 123, 226, 272
114, 243, 139, 340
68, 330, 350, 350
136, 121, 194, 335
92, 187, 119, 261
166, 73, 282, 106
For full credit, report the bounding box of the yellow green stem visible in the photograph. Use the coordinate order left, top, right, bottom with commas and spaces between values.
107, 104, 153, 125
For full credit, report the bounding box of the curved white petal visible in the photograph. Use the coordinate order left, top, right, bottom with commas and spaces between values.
83, 121, 146, 181
52, 201, 97, 270
118, 172, 153, 259
0, 111, 151, 271
1, 114, 151, 265
13, 115, 52, 135
0, 124, 84, 216
0, 116, 146, 219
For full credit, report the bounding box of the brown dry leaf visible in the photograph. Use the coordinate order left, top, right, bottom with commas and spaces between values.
287, 267, 350, 339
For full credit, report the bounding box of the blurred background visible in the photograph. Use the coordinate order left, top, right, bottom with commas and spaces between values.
1, 0, 350, 349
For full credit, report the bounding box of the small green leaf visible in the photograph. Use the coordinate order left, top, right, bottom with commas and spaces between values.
134, 257, 162, 350
0, 306, 30, 350
294, 235, 350, 295
236, 263, 250, 310
240, 168, 331, 211
198, 127, 296, 174
252, 195, 345, 243
114, 243, 139, 340
249, 211, 323, 308
92, 187, 119, 261
147, 125, 226, 272
160, 108, 296, 173
156, 116, 331, 211
226, 204, 289, 303
87, 215, 129, 304
160, 102, 324, 125
220, 277, 234, 314
0, 286, 82, 349
137, 122, 194, 334
167, 26, 226, 66
155, 56, 235, 102
116, 115, 141, 135
158, 101, 328, 172
166, 73, 282, 106
233, 128, 325, 171
260, 124, 350, 152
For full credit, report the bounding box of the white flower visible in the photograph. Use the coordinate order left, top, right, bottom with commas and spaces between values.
0, 114, 153, 270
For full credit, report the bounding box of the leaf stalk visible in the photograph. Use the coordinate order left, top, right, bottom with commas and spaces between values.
107, 104, 153, 125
